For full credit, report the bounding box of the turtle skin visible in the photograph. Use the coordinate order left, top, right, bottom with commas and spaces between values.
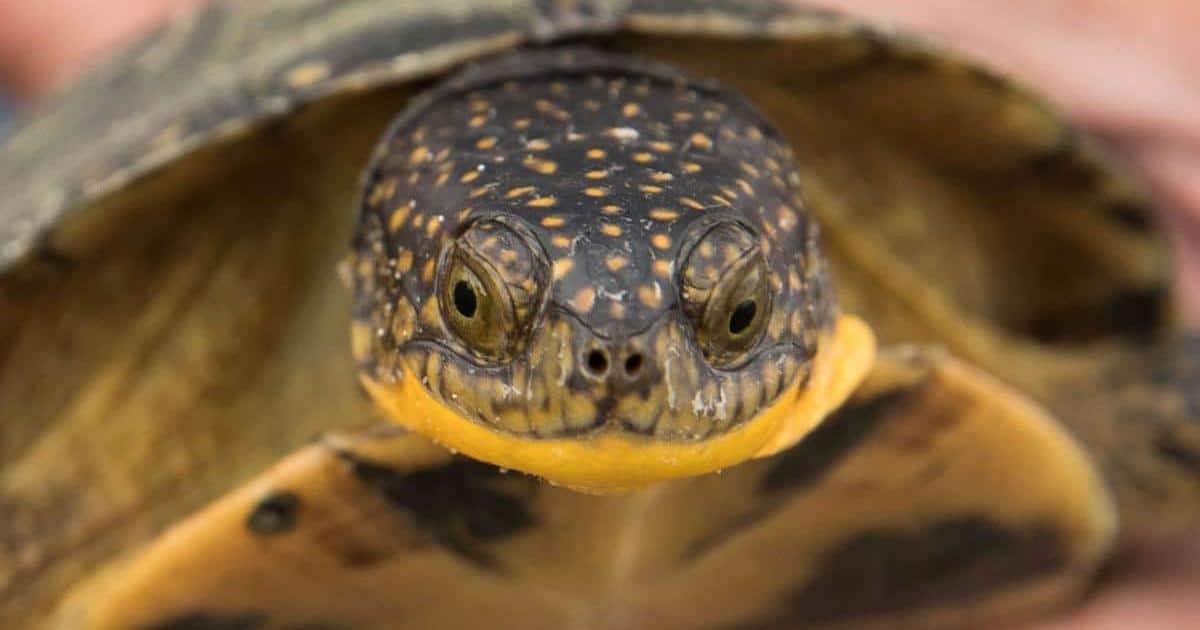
0, 1, 1197, 628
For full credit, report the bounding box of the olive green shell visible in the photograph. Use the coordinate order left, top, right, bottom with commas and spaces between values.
0, 0, 1152, 275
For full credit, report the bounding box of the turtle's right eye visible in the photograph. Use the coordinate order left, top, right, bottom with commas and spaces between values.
441, 248, 515, 360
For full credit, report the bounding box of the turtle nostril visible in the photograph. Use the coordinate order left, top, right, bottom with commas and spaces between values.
585, 349, 609, 377
624, 353, 644, 377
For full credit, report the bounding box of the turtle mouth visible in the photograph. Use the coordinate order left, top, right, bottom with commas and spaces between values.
361, 315, 875, 492
395, 312, 812, 440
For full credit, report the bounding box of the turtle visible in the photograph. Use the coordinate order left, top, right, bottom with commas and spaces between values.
1, 0, 1198, 628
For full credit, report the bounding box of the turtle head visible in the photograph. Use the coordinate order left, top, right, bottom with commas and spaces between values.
350, 50, 874, 492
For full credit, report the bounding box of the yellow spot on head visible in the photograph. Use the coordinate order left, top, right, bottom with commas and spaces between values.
649, 141, 674, 153
637, 284, 663, 308
553, 259, 574, 280
639, 185, 664, 194
585, 170, 609, 180
622, 103, 642, 117
389, 206, 412, 232
653, 259, 673, 278
409, 146, 430, 165
369, 179, 397, 205
397, 249, 414, 273
633, 152, 655, 163
421, 259, 436, 283
527, 195, 556, 208
541, 215, 566, 227
651, 234, 671, 249
468, 115, 487, 128
601, 205, 623, 215
674, 111, 694, 122
527, 138, 551, 151
460, 170, 481, 184
584, 187, 610, 198
600, 224, 622, 237
682, 162, 702, 174
778, 205, 799, 231
476, 136, 499, 150
587, 148, 607, 159
649, 208, 679, 221
606, 256, 628, 272
610, 302, 627, 319
552, 234, 572, 248
691, 133, 714, 150
513, 118, 531, 130
523, 156, 559, 175
680, 197, 705, 210
572, 287, 597, 312
506, 186, 536, 198
651, 171, 674, 183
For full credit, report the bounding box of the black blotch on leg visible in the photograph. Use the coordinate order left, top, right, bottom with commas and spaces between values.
776, 517, 1067, 625
1156, 434, 1200, 474
246, 491, 301, 536
1021, 287, 1164, 344
1104, 199, 1153, 232
681, 389, 911, 563
762, 388, 909, 492
343, 455, 536, 570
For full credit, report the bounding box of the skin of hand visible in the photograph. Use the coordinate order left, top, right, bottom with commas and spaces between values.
0, 1, 1197, 629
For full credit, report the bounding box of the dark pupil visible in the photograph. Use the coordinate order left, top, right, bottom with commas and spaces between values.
729, 300, 757, 335
453, 280, 478, 318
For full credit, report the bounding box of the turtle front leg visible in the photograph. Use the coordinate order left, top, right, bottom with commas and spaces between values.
66, 427, 554, 630
692, 348, 1119, 630
1049, 334, 1200, 538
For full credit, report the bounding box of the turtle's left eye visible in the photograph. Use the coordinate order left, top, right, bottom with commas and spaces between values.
439, 220, 546, 361
680, 222, 771, 367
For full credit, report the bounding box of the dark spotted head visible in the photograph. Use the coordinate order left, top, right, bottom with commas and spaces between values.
351, 48, 874, 491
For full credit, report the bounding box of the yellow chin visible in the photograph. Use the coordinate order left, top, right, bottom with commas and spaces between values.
362, 315, 876, 493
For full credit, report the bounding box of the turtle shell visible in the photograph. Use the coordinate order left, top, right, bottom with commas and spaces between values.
0, 1, 1189, 628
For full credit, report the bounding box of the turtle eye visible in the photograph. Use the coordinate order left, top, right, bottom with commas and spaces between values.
441, 251, 513, 359
439, 220, 546, 361
680, 223, 771, 367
